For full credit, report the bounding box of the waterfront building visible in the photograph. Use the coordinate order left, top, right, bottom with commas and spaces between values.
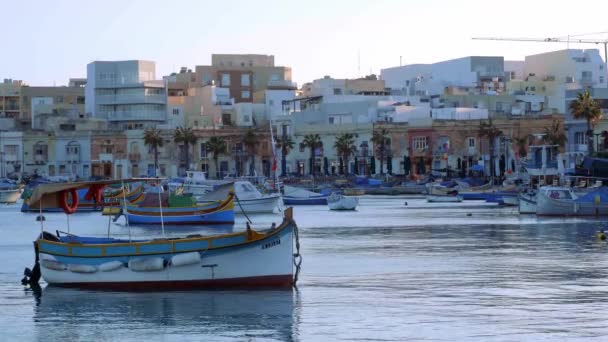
0, 131, 23, 178
22, 85, 86, 130
91, 132, 128, 179
86, 60, 167, 129
0, 79, 24, 131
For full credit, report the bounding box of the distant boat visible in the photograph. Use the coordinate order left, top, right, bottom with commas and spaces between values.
0, 179, 22, 204
283, 186, 329, 205
427, 190, 463, 203
327, 193, 359, 210
197, 181, 282, 214
21, 179, 301, 290
536, 187, 578, 216
518, 189, 537, 214
426, 195, 463, 203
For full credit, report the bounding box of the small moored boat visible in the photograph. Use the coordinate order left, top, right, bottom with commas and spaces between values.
327, 193, 359, 210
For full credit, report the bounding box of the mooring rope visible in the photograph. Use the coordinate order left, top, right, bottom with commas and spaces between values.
234, 193, 252, 224
292, 221, 302, 286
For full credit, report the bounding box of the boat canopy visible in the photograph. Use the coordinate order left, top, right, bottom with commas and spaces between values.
28, 178, 159, 208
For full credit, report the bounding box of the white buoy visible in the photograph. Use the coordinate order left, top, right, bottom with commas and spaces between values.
128, 258, 165, 272
171, 252, 201, 267
68, 264, 98, 273
99, 261, 124, 272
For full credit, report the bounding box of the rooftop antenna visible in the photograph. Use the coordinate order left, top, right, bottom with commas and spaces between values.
357, 50, 361, 78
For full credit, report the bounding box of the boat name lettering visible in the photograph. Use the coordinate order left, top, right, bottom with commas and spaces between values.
262, 239, 280, 250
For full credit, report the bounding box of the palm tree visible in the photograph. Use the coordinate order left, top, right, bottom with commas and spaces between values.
275, 135, 294, 177
205, 136, 227, 179
478, 118, 502, 178
301, 134, 323, 176
173, 126, 197, 175
371, 128, 390, 175
143, 127, 163, 176
543, 120, 567, 148
513, 135, 530, 159
334, 133, 356, 175
570, 90, 603, 154
242, 129, 258, 176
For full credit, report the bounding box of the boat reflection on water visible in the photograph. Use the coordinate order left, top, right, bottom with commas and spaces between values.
33, 286, 300, 341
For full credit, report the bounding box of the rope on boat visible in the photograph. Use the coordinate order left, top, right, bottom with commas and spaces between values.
292, 221, 302, 286
234, 193, 252, 224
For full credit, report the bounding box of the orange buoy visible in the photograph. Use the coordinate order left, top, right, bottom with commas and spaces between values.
58, 189, 79, 215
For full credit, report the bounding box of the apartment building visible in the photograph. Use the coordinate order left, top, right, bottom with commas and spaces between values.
86, 60, 167, 129
193, 54, 295, 103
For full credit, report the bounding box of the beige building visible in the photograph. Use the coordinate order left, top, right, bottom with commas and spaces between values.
192, 54, 295, 103
21, 86, 86, 129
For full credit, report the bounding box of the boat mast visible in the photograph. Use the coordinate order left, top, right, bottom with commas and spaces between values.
269, 118, 279, 193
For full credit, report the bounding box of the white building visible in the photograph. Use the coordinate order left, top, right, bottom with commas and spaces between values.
86, 60, 167, 129
381, 56, 505, 96
523, 49, 607, 89
0, 131, 23, 178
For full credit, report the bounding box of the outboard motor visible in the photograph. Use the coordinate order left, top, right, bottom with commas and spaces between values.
22, 241, 41, 286
22, 232, 57, 286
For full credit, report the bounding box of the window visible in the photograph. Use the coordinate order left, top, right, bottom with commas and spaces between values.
241, 74, 250, 86
495, 102, 503, 112
4, 145, 17, 155
582, 71, 592, 80
271, 74, 280, 81
329, 117, 335, 124
77, 96, 85, 104
243, 115, 250, 122
202, 74, 211, 85
467, 137, 476, 148
221, 73, 230, 87
200, 143, 208, 158
299, 143, 305, 152
333, 88, 343, 95
241, 90, 250, 99
172, 108, 180, 115
575, 132, 587, 145
413, 136, 428, 151
56, 96, 64, 103
600, 76, 605, 84
269, 99, 274, 106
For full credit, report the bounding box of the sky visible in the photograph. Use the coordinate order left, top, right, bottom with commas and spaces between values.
2, 0, 608, 86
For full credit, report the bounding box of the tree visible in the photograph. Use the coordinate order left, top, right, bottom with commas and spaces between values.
205, 136, 227, 179
242, 129, 258, 176
513, 135, 530, 159
301, 134, 323, 176
334, 133, 356, 175
543, 120, 567, 148
143, 127, 163, 177
173, 126, 197, 175
275, 135, 294, 176
570, 90, 603, 154
371, 128, 390, 175
478, 118, 502, 178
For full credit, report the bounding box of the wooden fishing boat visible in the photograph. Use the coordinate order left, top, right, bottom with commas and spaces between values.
103, 183, 145, 207
123, 192, 235, 225
21, 179, 301, 290
21, 187, 103, 213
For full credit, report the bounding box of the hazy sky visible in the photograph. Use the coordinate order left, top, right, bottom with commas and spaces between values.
3, 0, 608, 86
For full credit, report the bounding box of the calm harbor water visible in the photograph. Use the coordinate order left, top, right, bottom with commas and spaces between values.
2, 197, 608, 341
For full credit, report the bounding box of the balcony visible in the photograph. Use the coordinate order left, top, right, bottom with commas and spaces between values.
99, 153, 113, 162
267, 80, 297, 89
107, 111, 166, 122
34, 155, 48, 164
96, 94, 166, 105
129, 153, 141, 162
